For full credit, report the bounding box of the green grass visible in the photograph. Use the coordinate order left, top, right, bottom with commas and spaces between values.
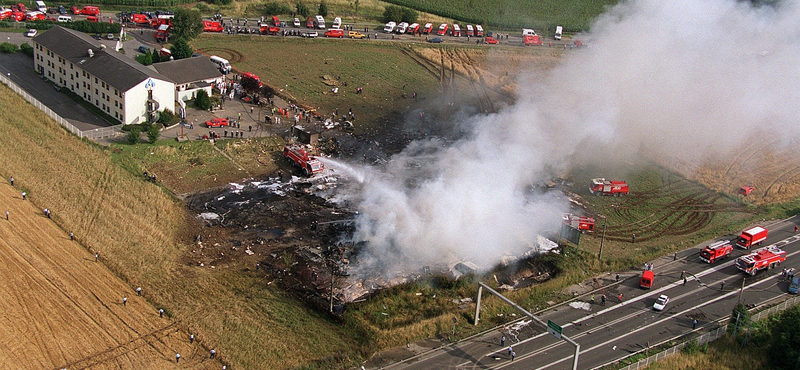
191, 34, 442, 134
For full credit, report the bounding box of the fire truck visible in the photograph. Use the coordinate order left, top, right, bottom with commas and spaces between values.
735, 246, 786, 276
736, 226, 768, 249
283, 145, 324, 175
589, 178, 629, 196
203, 20, 223, 32
563, 214, 595, 231
260, 23, 280, 35
699, 240, 733, 264
154, 23, 170, 42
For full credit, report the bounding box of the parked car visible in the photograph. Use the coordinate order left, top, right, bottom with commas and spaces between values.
25, 28, 37, 37
205, 118, 229, 128
427, 37, 442, 43
301, 31, 318, 38
137, 45, 149, 53
485, 36, 498, 44
106, 33, 114, 40
58, 5, 66, 14
348, 31, 365, 39
790, 277, 800, 294
653, 295, 669, 311
293, 17, 300, 27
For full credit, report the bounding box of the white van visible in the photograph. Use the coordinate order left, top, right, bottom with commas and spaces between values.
57, 15, 72, 22
209, 55, 231, 74
554, 25, 563, 40
315, 15, 325, 29
383, 21, 396, 33
396, 22, 408, 34
36, 0, 47, 12
332, 17, 341, 29
522, 28, 537, 36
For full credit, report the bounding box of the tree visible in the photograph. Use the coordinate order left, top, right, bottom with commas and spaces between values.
19, 43, 33, 56
769, 305, 800, 370
147, 124, 161, 143
318, 0, 328, 17
353, 0, 360, 14
172, 9, 203, 41
296, 2, 310, 19
401, 8, 418, 23
382, 5, 403, 23
170, 37, 193, 60
127, 127, 141, 144
264, 2, 292, 16
195, 90, 211, 110
0, 42, 18, 53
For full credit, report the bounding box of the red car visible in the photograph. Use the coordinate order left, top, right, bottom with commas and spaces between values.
485, 36, 498, 44
205, 118, 229, 127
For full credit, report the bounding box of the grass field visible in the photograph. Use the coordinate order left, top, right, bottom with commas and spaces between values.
0, 84, 363, 369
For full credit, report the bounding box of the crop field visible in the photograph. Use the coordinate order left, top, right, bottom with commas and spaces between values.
384, 0, 621, 32
0, 85, 362, 370
0, 175, 220, 368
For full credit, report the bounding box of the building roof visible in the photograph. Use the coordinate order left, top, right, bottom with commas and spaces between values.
151, 57, 222, 85
32, 26, 172, 92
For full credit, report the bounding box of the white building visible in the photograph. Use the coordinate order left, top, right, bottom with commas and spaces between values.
152, 56, 223, 104
31, 26, 220, 125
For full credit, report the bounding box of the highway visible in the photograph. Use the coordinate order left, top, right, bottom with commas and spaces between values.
380, 218, 800, 370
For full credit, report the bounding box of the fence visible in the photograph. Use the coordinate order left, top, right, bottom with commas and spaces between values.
0, 73, 123, 141
606, 295, 800, 370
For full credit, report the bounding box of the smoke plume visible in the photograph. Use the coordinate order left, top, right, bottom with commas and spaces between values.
331, 0, 800, 276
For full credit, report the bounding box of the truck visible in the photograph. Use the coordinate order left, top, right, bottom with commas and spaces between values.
383, 21, 396, 33
154, 23, 170, 42
475, 24, 484, 36
735, 246, 786, 276
130, 13, 149, 24
203, 20, 223, 32
314, 15, 325, 29
563, 214, 595, 231
554, 25, 563, 40
283, 145, 324, 175
736, 226, 768, 249
81, 6, 99, 16
35, 1, 46, 13
209, 55, 231, 74
589, 178, 629, 196
452, 24, 461, 36
699, 240, 733, 264
240, 72, 262, 91
524, 34, 542, 46
260, 23, 280, 35
437, 23, 448, 36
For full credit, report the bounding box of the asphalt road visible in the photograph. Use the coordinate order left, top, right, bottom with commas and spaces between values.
380, 217, 800, 370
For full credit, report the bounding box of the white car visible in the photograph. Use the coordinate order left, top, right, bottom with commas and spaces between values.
653, 295, 669, 311
301, 31, 318, 38
293, 17, 300, 27
26, 29, 38, 37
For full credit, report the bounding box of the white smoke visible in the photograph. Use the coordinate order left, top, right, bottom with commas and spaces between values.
332, 0, 800, 275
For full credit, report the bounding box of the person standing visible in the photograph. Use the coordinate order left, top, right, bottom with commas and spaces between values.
122, 297, 127, 306
21, 192, 26, 200
507, 346, 512, 357
501, 335, 505, 347
511, 351, 515, 361
692, 319, 697, 329
210, 349, 216, 359
190, 334, 194, 344
159, 308, 164, 318
618, 293, 623, 303
136, 287, 142, 296
9, 176, 13, 186
683, 277, 687, 286
175, 353, 180, 363
601, 294, 606, 306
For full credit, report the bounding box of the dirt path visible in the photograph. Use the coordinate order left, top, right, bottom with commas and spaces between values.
0, 182, 222, 369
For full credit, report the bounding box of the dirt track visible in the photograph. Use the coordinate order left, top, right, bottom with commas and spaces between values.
0, 183, 221, 369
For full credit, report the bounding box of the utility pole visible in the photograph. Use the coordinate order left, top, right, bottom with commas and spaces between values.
598, 221, 607, 261
737, 277, 746, 305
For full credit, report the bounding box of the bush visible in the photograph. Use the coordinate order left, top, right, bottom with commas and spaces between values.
195, 90, 211, 110
0, 42, 18, 53
19, 43, 33, 56
158, 109, 176, 125
127, 127, 141, 145
382, 5, 403, 23
264, 2, 292, 16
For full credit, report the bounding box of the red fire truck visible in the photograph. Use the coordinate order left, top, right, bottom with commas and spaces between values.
563, 214, 595, 231
699, 240, 733, 264
283, 145, 324, 175
589, 178, 629, 196
736, 226, 768, 249
260, 23, 280, 35
154, 24, 170, 42
735, 246, 786, 276
203, 20, 223, 32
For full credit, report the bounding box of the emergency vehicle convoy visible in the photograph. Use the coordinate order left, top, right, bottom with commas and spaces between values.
735, 246, 786, 275
283, 145, 324, 175
699, 240, 733, 263
736, 226, 768, 249
589, 178, 629, 196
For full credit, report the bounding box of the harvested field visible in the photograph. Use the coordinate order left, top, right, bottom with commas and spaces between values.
0, 183, 220, 369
